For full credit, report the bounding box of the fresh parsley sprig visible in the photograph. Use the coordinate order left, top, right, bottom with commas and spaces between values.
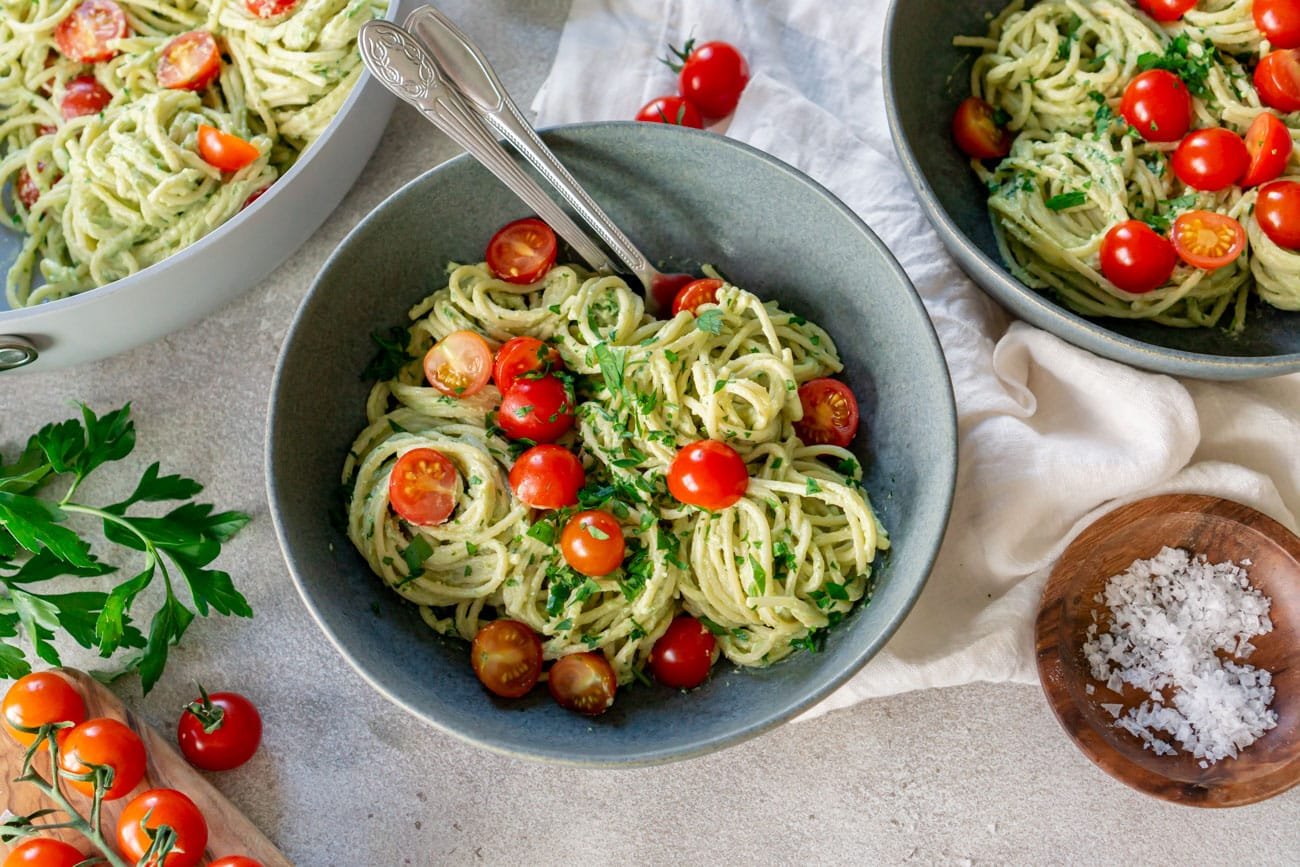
0, 403, 252, 692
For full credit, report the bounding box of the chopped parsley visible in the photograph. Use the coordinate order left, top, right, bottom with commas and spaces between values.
1136, 35, 1217, 99
695, 308, 725, 334
1045, 191, 1087, 211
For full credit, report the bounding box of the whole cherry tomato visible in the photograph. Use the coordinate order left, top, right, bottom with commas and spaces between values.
635, 96, 704, 128
1255, 181, 1300, 250
1137, 0, 1197, 21
54, 0, 129, 63
493, 335, 560, 394
1241, 112, 1294, 188
177, 688, 262, 771
1171, 210, 1247, 270
1120, 70, 1192, 142
58, 717, 146, 800
486, 218, 557, 284
496, 375, 575, 442
1099, 220, 1177, 294
1171, 127, 1249, 191
471, 620, 544, 698
423, 330, 493, 397
2, 672, 85, 748
157, 31, 221, 91
509, 444, 584, 509
1254, 49, 1300, 113
667, 440, 748, 511
210, 857, 265, 867
951, 97, 1012, 160
560, 510, 626, 577
60, 75, 111, 119
2, 838, 86, 867
387, 447, 460, 526
1255, 0, 1300, 49
648, 616, 718, 689
676, 40, 749, 119
548, 652, 617, 716
794, 378, 860, 448
671, 278, 723, 316
117, 789, 208, 867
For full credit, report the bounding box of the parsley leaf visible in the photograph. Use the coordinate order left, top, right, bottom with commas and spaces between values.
1045, 191, 1087, 211
695, 309, 725, 334
362, 326, 413, 381
1136, 35, 1216, 99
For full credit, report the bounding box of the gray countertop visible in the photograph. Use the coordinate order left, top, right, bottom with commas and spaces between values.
2, 1, 1295, 863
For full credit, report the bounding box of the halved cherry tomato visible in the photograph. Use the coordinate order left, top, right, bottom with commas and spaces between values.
1242, 113, 1294, 188
117, 788, 208, 867
157, 31, 221, 91
244, 0, 297, 17
1120, 70, 1192, 142
1255, 49, 1300, 113
1137, 0, 1197, 21
1255, 181, 1300, 250
1099, 220, 1177, 294
1172, 210, 1247, 270
493, 335, 560, 393
668, 440, 748, 511
54, 0, 129, 63
648, 616, 718, 690
2, 672, 85, 749
58, 717, 146, 800
635, 95, 704, 128
486, 217, 557, 284
176, 689, 262, 772
1171, 127, 1249, 191
548, 652, 617, 716
241, 185, 270, 209
509, 444, 584, 509
951, 97, 1012, 160
60, 75, 111, 119
650, 271, 696, 312
794, 378, 860, 448
388, 448, 459, 526
496, 374, 575, 442
423, 330, 493, 397
13, 168, 42, 209
210, 859, 264, 867
560, 510, 625, 577
2, 838, 86, 867
1255, 0, 1300, 50
671, 278, 723, 316
676, 40, 749, 119
471, 620, 544, 698
196, 125, 260, 171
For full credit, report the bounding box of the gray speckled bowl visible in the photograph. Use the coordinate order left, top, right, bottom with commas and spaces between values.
266, 122, 956, 766
884, 0, 1300, 380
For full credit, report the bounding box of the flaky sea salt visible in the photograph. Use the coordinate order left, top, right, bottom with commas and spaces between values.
1081, 546, 1278, 763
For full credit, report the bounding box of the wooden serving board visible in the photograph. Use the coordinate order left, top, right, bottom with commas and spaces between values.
0, 669, 291, 866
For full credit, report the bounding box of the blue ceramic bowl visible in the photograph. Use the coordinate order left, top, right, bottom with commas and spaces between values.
266, 122, 956, 765
883, 0, 1300, 379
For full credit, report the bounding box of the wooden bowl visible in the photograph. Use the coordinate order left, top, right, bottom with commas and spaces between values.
1037, 494, 1300, 806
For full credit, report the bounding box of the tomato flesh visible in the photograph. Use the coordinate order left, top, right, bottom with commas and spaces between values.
388, 448, 459, 526
1172, 210, 1246, 270
794, 378, 860, 448
548, 652, 617, 716
158, 31, 221, 91
496, 374, 575, 442
54, 0, 129, 63
1242, 113, 1294, 188
493, 335, 560, 394
2, 672, 85, 748
678, 41, 749, 119
1255, 181, 1300, 250
60, 75, 111, 119
510, 444, 584, 509
1137, 0, 1197, 21
3, 839, 86, 867
671, 278, 723, 316
177, 691, 262, 772
244, 0, 298, 17
1255, 49, 1300, 113
486, 217, 557, 284
560, 510, 626, 577
952, 97, 1011, 160
197, 124, 260, 171
649, 616, 718, 690
1255, 0, 1300, 50
1120, 70, 1192, 142
471, 620, 544, 698
117, 789, 208, 867
1171, 127, 1249, 191
58, 717, 146, 800
423, 330, 493, 397
1098, 220, 1177, 294
635, 96, 704, 128
667, 440, 749, 511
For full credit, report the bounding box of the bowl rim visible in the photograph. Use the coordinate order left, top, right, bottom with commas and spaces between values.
880, 0, 1300, 379
0, 0, 403, 325
265, 120, 958, 766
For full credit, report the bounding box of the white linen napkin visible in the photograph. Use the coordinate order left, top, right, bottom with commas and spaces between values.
532, 0, 1300, 716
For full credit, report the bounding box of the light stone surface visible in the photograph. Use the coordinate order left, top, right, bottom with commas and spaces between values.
1, 1, 1296, 864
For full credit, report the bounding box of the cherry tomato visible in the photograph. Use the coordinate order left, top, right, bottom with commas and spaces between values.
54, 0, 129, 63
470, 620, 544, 698
423, 330, 493, 397
794, 378, 860, 448
1254, 49, 1300, 113
243, 0, 297, 17
650, 271, 696, 312
667, 440, 749, 511
1099, 220, 1177, 294
196, 125, 260, 171
560, 510, 626, 577
241, 185, 270, 209
671, 278, 723, 316
951, 97, 1012, 160
1255, 0, 1300, 50
210, 858, 264, 867
548, 652, 617, 716
493, 335, 560, 393
2, 672, 85, 748
13, 168, 42, 209
648, 616, 718, 690
157, 31, 221, 91
177, 689, 262, 772
1255, 181, 1300, 250
485, 217, 557, 284
677, 41, 749, 119
2, 839, 86, 867
1171, 210, 1247, 270
1120, 70, 1192, 142
509, 444, 584, 509
1242, 112, 1294, 188
60, 75, 111, 120
387, 448, 460, 526
496, 375, 575, 442
58, 717, 146, 800
117, 789, 208, 867
1137, 0, 1197, 21
1171, 127, 1249, 191
635, 95, 704, 128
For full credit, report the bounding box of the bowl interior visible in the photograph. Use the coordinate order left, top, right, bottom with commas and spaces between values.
268, 122, 956, 765
884, 0, 1300, 377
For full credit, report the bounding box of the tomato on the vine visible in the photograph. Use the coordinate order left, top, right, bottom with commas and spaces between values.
54, 0, 129, 63
1254, 49, 1300, 113
1120, 70, 1192, 142
1171, 127, 1249, 191
548, 652, 617, 716
509, 444, 584, 509
2, 839, 86, 867
157, 31, 221, 91
560, 510, 626, 577
388, 447, 460, 526
471, 620, 544, 698
2, 672, 85, 748
486, 218, 557, 284
635, 96, 704, 128
1241, 112, 1294, 188
674, 40, 749, 119
671, 278, 723, 316
493, 335, 560, 394
1099, 220, 1177, 293
117, 788, 208, 867
60, 75, 111, 119
423, 330, 493, 397
1255, 181, 1300, 250
667, 440, 748, 511
496, 374, 575, 442
1255, 0, 1300, 50
1171, 210, 1247, 270
648, 616, 718, 689
794, 378, 860, 448
177, 688, 262, 772
1136, 0, 1197, 21
951, 97, 1012, 160
58, 717, 146, 800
